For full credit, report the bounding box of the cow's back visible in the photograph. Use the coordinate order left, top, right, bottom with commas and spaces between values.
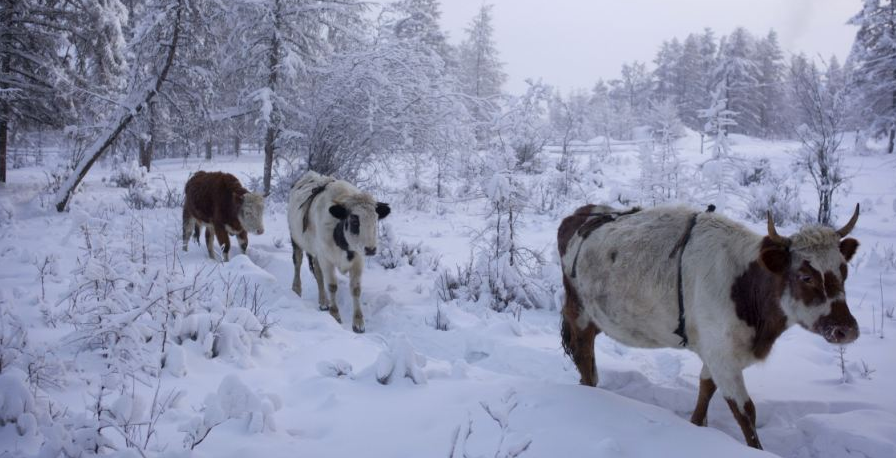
288, 172, 337, 253
562, 205, 698, 348
184, 171, 245, 223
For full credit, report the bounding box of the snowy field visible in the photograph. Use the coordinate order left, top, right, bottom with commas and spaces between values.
1, 135, 896, 458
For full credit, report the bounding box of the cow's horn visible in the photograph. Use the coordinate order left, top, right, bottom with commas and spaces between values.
836, 203, 860, 238
767, 210, 786, 243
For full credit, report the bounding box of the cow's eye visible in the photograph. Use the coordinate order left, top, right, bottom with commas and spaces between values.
800, 275, 813, 283
350, 215, 360, 234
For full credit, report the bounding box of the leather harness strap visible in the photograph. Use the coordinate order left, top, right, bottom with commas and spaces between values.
668, 204, 716, 347
569, 207, 641, 279
301, 180, 334, 232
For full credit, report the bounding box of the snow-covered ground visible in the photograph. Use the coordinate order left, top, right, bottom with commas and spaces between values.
1, 135, 895, 457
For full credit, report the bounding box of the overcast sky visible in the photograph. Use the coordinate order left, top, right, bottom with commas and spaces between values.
436, 0, 860, 94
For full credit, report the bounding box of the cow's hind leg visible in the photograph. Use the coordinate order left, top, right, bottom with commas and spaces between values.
182, 210, 192, 252
204, 226, 215, 260
319, 259, 342, 324
349, 262, 364, 333
238, 230, 249, 254
690, 365, 716, 426
710, 365, 762, 449
291, 240, 303, 296
561, 274, 600, 387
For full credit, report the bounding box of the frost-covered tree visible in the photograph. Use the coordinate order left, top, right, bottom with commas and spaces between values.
713, 28, 761, 135
497, 80, 552, 172
653, 39, 684, 104
789, 54, 849, 225
848, 0, 896, 153
755, 30, 787, 138
387, 0, 455, 71
549, 89, 592, 188
0, 0, 128, 183
55, 0, 187, 212
229, 0, 365, 195
457, 3, 506, 144
609, 61, 652, 137
640, 99, 685, 204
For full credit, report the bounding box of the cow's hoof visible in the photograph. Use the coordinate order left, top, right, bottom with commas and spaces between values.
352, 323, 365, 333
292, 284, 302, 297
319, 304, 329, 311
329, 309, 342, 324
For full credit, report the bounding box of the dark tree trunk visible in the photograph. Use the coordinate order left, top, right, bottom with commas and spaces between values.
263, 126, 275, 195
233, 135, 241, 157
55, 0, 183, 212
205, 139, 212, 160
0, 119, 7, 183
889, 128, 894, 155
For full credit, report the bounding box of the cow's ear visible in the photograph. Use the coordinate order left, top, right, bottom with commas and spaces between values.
759, 240, 790, 275
376, 202, 391, 219
840, 238, 859, 262
234, 193, 244, 206
329, 204, 348, 220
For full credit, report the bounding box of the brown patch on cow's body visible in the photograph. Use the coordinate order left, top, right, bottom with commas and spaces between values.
690, 377, 717, 426
557, 204, 599, 257
183, 171, 249, 259
730, 260, 788, 360
813, 299, 859, 343
823, 271, 844, 297
560, 273, 600, 387
726, 398, 762, 449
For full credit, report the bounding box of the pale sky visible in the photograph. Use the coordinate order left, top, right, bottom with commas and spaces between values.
437, 0, 861, 94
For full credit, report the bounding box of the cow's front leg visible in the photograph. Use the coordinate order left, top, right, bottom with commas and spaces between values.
311, 256, 327, 311
349, 262, 364, 333
319, 259, 342, 324
213, 225, 231, 262
238, 230, 249, 253
204, 227, 215, 260
712, 366, 762, 449
690, 365, 716, 427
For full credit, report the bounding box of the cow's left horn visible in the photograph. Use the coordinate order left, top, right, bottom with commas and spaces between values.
836, 203, 860, 238
767, 210, 786, 243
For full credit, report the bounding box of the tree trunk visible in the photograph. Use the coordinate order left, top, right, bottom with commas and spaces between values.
0, 119, 7, 184
263, 126, 275, 195
889, 128, 894, 154
55, 0, 183, 212
234, 135, 241, 157
205, 139, 212, 160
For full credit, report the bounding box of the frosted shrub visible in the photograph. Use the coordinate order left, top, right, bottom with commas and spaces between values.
376, 223, 441, 272
0, 368, 38, 436
182, 375, 280, 449
745, 165, 806, 225
107, 161, 148, 189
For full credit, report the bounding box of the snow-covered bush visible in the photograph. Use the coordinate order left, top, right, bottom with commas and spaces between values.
0, 368, 39, 436
370, 335, 427, 385
376, 223, 440, 273
107, 161, 148, 189
181, 374, 280, 449
745, 165, 806, 225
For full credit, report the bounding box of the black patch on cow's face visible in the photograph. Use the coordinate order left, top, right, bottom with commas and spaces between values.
349, 214, 360, 235
329, 204, 349, 220
333, 223, 355, 261
375, 202, 391, 219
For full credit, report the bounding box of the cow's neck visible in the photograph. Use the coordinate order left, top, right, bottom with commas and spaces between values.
730, 260, 789, 360
333, 222, 355, 261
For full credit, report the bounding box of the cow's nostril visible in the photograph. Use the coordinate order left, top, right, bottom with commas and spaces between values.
365, 247, 376, 256
257, 229, 264, 235
833, 328, 847, 342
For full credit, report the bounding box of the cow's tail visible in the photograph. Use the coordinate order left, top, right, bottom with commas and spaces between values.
560, 274, 580, 359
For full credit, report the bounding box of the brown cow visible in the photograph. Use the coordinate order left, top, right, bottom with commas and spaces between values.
182, 171, 265, 261
559, 203, 861, 449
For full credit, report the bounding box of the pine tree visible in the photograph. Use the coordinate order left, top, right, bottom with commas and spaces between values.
755, 30, 787, 138
653, 39, 683, 103
713, 28, 761, 136
848, 0, 896, 153
457, 4, 506, 99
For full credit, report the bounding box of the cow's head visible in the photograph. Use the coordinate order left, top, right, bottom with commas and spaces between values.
237, 192, 265, 235
760, 204, 860, 344
329, 195, 390, 256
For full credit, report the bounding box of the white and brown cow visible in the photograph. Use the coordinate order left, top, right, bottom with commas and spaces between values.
558, 203, 861, 449
287, 171, 390, 333
183, 171, 265, 262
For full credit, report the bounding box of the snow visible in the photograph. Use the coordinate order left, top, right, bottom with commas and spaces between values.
1, 136, 895, 457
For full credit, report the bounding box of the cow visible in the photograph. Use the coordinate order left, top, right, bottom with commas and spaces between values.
287, 171, 391, 333
558, 203, 861, 449
182, 171, 265, 262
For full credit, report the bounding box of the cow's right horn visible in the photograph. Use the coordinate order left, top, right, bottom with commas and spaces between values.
835, 203, 860, 238
767, 210, 787, 244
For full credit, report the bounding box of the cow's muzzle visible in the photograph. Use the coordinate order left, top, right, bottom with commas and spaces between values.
814, 300, 859, 344
365, 247, 377, 256
256, 229, 265, 235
